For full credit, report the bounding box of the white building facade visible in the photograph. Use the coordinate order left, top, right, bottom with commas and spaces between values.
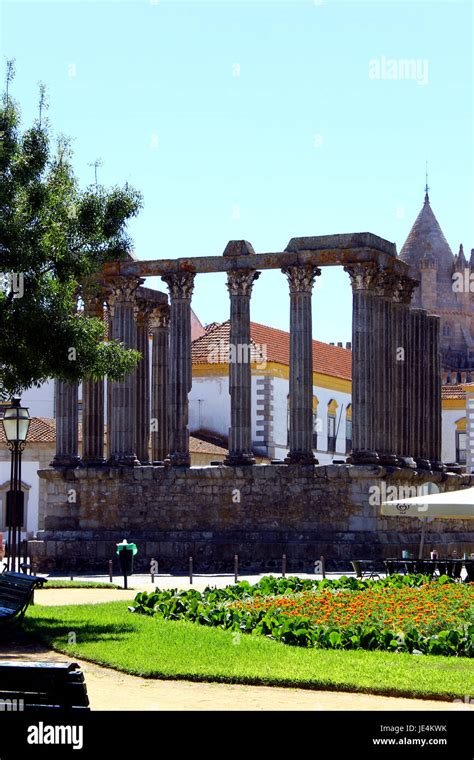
190, 321, 353, 464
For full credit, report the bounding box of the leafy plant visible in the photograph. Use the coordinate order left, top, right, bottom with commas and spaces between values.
128, 575, 473, 657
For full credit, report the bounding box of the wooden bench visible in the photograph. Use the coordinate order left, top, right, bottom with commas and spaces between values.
0, 571, 47, 626
0, 661, 90, 710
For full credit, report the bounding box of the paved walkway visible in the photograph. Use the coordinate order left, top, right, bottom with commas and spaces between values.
43, 571, 338, 587
35, 587, 147, 605
1, 641, 472, 711
35, 573, 335, 606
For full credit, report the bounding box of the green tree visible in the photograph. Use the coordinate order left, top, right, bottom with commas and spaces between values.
0, 61, 142, 398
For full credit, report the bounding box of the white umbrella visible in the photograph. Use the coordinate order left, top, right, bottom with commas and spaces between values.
381, 485, 474, 558
381, 486, 474, 519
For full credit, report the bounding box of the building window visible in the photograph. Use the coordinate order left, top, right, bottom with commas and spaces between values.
327, 399, 338, 454
442, 324, 451, 337
327, 416, 336, 453
345, 404, 352, 454
312, 396, 319, 450
0, 481, 30, 535
455, 417, 467, 465
456, 432, 466, 464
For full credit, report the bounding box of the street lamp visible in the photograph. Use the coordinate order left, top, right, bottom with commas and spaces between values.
1, 398, 30, 572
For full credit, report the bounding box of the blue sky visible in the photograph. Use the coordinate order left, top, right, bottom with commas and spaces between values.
1, 0, 472, 343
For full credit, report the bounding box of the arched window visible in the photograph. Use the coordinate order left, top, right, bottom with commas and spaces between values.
455, 417, 466, 465
0, 481, 31, 535
443, 324, 451, 337
327, 399, 339, 454
312, 396, 319, 450
345, 404, 352, 454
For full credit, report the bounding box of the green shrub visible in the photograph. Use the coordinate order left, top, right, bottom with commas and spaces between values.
128, 574, 472, 657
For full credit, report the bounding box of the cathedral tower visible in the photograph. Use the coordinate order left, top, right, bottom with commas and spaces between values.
399, 191, 474, 373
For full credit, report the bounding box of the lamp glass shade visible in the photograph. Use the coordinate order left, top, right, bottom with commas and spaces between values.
2, 399, 30, 442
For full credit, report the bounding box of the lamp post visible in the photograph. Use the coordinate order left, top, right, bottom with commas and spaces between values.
1, 398, 30, 572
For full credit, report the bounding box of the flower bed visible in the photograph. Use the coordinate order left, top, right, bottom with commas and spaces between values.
231, 584, 472, 636
129, 575, 474, 657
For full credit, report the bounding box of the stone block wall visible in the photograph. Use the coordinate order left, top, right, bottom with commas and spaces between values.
29, 464, 474, 573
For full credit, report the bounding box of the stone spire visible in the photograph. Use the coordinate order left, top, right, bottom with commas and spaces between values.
399, 191, 456, 308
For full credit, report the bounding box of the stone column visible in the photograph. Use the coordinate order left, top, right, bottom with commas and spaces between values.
428, 314, 444, 470
407, 308, 418, 464
393, 277, 417, 468
372, 269, 398, 466
410, 308, 431, 470
419, 311, 432, 469
344, 263, 378, 464
224, 269, 261, 465
106, 302, 113, 459
52, 381, 81, 466
107, 276, 142, 466
150, 305, 170, 463
161, 271, 195, 466
281, 264, 320, 464
134, 300, 153, 465
82, 295, 106, 465
391, 290, 404, 465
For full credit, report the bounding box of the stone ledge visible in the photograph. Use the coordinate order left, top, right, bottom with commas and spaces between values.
34, 465, 474, 572
28, 528, 474, 574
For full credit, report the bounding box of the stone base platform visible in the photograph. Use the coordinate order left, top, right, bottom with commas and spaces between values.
29, 464, 474, 573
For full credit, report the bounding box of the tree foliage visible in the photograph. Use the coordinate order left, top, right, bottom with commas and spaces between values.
0, 63, 143, 397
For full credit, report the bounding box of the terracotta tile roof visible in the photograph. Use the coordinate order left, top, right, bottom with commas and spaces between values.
203, 321, 221, 334
192, 321, 352, 380
189, 435, 228, 455
0, 417, 56, 444
0, 417, 230, 455
441, 385, 466, 400
192, 321, 265, 365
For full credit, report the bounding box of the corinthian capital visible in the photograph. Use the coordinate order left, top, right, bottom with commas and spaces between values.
106, 276, 143, 306
393, 275, 419, 305
161, 271, 195, 301
372, 268, 400, 298
149, 304, 170, 330
83, 293, 105, 319
81, 277, 106, 317
134, 298, 156, 327
344, 262, 379, 291
227, 269, 261, 297
281, 265, 321, 294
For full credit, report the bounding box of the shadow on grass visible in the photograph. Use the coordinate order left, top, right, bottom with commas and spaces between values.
19, 616, 137, 648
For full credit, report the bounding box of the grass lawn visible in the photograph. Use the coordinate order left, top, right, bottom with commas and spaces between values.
23, 601, 474, 701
